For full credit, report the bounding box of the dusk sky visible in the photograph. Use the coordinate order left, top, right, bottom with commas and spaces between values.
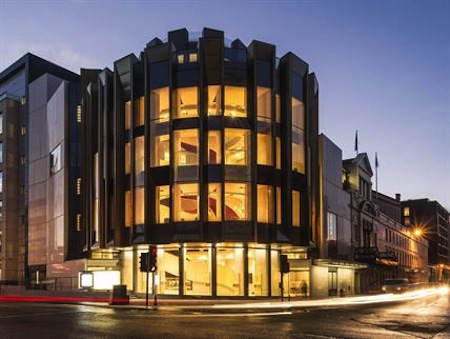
1, 0, 449, 209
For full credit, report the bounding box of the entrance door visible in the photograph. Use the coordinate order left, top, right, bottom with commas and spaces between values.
328, 269, 337, 296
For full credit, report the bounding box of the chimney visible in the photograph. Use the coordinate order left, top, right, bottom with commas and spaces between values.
395, 193, 401, 201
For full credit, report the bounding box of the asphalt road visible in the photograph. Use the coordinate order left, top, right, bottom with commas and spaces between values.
0, 292, 448, 338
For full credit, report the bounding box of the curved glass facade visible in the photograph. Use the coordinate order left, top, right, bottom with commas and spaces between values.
80, 28, 319, 297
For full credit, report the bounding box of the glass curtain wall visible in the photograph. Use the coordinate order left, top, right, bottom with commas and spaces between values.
216, 246, 244, 296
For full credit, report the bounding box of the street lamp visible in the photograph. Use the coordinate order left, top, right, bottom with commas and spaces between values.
413, 228, 423, 237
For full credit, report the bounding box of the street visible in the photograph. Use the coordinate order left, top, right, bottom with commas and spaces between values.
0, 290, 448, 338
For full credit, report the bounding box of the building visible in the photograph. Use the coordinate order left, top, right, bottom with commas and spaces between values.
401, 198, 450, 283
77, 28, 320, 297
343, 153, 428, 293
0, 54, 80, 287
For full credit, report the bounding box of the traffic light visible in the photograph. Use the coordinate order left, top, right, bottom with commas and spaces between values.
280, 254, 290, 273
139, 252, 148, 272
149, 246, 158, 272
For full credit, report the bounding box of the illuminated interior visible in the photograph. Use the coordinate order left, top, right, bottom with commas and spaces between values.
134, 187, 144, 224
151, 133, 170, 167
292, 190, 301, 226
174, 87, 198, 118
125, 190, 132, 227
224, 86, 246, 117
150, 87, 169, 121
173, 183, 199, 221
156, 185, 170, 223
257, 87, 271, 120
208, 131, 221, 164
125, 101, 131, 129
134, 96, 144, 126
225, 183, 250, 220
207, 85, 221, 116
225, 128, 250, 165
257, 184, 274, 223
208, 183, 221, 221
217, 246, 244, 296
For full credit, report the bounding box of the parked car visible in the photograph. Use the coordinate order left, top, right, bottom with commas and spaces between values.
381, 278, 410, 293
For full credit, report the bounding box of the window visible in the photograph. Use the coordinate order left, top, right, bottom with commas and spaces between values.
125, 190, 132, 227
174, 87, 198, 118
207, 85, 221, 116
292, 97, 305, 174
50, 144, 61, 174
125, 101, 131, 130
208, 183, 221, 221
403, 207, 410, 217
21, 125, 26, 135
134, 137, 145, 185
275, 94, 281, 123
76, 105, 82, 122
292, 190, 300, 227
189, 53, 198, 63
276, 187, 281, 225
208, 131, 221, 164
257, 87, 271, 121
155, 185, 170, 224
174, 129, 198, 181
224, 86, 246, 117
327, 212, 337, 240
257, 125, 272, 165
257, 185, 274, 223
20, 155, 26, 165
134, 187, 145, 225
276, 137, 281, 169
125, 142, 131, 174
0, 113, 2, 134
177, 54, 185, 64
76, 178, 81, 195
134, 96, 145, 127
150, 121, 170, 167
225, 183, 250, 221
76, 213, 81, 231
21, 96, 26, 105
150, 87, 169, 121
173, 183, 199, 221
225, 128, 250, 165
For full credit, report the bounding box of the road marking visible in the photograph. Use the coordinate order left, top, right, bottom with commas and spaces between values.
0, 310, 84, 319
162, 311, 293, 318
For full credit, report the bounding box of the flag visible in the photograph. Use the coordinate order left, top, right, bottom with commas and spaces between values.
354, 130, 358, 154
375, 152, 379, 168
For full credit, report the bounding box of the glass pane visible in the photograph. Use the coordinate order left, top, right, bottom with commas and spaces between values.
174, 87, 198, 119
150, 87, 169, 121
184, 247, 211, 296
275, 94, 281, 123
292, 97, 304, 129
208, 183, 221, 221
276, 187, 281, 225
125, 101, 131, 130
207, 85, 221, 116
134, 137, 144, 186
159, 248, 179, 295
292, 190, 300, 227
225, 128, 250, 165
125, 142, 131, 174
224, 86, 246, 117
225, 183, 250, 221
217, 247, 244, 296
257, 185, 273, 223
292, 127, 305, 173
125, 190, 132, 227
208, 131, 221, 164
271, 250, 281, 296
134, 187, 145, 225
257, 130, 272, 165
134, 96, 145, 127
173, 183, 199, 221
150, 121, 170, 167
276, 137, 281, 169
174, 129, 198, 181
155, 185, 170, 224
248, 247, 268, 296
257, 87, 271, 120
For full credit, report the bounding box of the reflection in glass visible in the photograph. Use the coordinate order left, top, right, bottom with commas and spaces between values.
225, 128, 250, 165
224, 86, 246, 117
257, 126, 272, 165
150, 121, 170, 167
216, 247, 244, 296
174, 87, 198, 119
208, 131, 221, 164
134, 137, 144, 185
150, 87, 169, 121
225, 183, 250, 221
292, 97, 304, 129
173, 183, 199, 221
207, 85, 221, 116
208, 183, 221, 221
156, 185, 170, 224
257, 185, 273, 223
292, 190, 300, 227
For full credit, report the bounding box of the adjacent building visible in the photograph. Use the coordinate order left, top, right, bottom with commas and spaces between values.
401, 198, 450, 283
0, 54, 80, 287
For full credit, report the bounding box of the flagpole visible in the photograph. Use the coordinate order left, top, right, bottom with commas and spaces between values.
355, 130, 358, 156
375, 152, 378, 201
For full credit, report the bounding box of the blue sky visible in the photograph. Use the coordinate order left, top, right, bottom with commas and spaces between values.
1, 0, 449, 209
